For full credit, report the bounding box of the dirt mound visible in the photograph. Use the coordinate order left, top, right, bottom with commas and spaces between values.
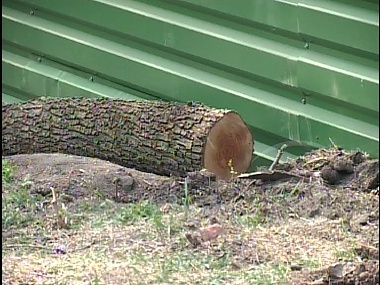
277, 148, 378, 192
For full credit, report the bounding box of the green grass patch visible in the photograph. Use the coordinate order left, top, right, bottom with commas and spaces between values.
117, 201, 164, 225
2, 158, 14, 183
2, 159, 45, 230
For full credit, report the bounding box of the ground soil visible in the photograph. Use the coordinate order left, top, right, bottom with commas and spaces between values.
3, 147, 379, 284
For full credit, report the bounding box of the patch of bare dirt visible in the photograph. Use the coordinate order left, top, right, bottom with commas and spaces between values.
3, 147, 379, 284
289, 260, 379, 285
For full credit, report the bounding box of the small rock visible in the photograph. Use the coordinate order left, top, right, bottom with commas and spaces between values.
328, 262, 344, 279
113, 175, 134, 191
53, 244, 66, 255
351, 151, 367, 165
321, 165, 341, 184
290, 264, 303, 271
359, 271, 370, 281
333, 158, 354, 173
368, 172, 379, 190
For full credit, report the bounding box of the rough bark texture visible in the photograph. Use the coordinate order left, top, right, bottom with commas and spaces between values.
2, 97, 253, 179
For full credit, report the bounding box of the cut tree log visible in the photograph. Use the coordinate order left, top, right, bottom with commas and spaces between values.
2, 97, 253, 180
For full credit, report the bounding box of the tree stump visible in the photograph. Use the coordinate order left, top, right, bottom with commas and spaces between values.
2, 97, 253, 180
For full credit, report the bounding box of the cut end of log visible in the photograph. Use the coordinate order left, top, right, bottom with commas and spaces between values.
203, 112, 253, 181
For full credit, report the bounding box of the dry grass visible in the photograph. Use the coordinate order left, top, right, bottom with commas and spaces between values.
2, 156, 378, 285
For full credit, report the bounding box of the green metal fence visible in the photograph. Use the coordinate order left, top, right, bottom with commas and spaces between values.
2, 0, 379, 168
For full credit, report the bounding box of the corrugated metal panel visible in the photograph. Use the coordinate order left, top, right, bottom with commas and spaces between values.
2, 50, 148, 102
2, 0, 379, 168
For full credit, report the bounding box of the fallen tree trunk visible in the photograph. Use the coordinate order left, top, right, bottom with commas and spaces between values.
2, 97, 253, 180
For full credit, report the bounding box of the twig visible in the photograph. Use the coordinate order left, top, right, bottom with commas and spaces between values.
50, 187, 68, 229
6, 242, 96, 252
238, 170, 301, 181
5, 244, 50, 250
73, 240, 97, 252
356, 242, 379, 251
113, 177, 120, 202
328, 137, 339, 148
269, 144, 288, 171
303, 157, 329, 166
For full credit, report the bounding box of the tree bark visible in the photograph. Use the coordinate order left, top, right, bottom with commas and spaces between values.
2, 97, 253, 180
